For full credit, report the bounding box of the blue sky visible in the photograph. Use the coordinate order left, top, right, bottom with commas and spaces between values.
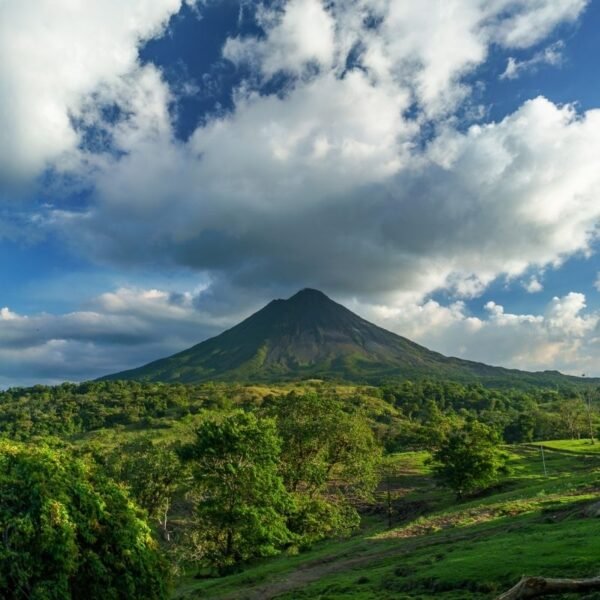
1, 0, 600, 386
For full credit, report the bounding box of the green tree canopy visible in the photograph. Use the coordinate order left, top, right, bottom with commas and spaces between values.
181, 412, 292, 571
0, 440, 168, 600
430, 421, 509, 498
270, 392, 381, 543
105, 438, 184, 542
272, 392, 381, 497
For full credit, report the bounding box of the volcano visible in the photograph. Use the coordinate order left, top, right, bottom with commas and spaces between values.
102, 288, 591, 388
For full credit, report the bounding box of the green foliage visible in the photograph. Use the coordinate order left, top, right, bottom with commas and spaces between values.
179, 445, 600, 600
558, 397, 589, 439
0, 380, 597, 452
181, 412, 292, 571
3, 377, 600, 593
430, 421, 509, 498
104, 438, 185, 541
286, 496, 361, 546
272, 392, 381, 496
503, 411, 536, 443
0, 440, 168, 600
0, 381, 204, 439
270, 392, 381, 543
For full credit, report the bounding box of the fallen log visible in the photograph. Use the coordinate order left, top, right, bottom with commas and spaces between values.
496, 575, 600, 599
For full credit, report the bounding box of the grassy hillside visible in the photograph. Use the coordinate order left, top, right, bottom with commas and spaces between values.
176, 442, 600, 599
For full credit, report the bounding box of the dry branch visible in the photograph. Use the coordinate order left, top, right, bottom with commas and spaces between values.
496, 575, 600, 599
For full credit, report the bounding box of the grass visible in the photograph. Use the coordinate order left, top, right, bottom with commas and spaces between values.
537, 438, 600, 454
174, 442, 600, 599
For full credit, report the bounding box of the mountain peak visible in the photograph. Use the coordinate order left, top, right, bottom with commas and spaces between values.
101, 290, 594, 389
286, 288, 332, 304
290, 288, 329, 298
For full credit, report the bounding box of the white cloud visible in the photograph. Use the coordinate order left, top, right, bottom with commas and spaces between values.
224, 0, 336, 78
56, 94, 600, 305
224, 0, 585, 117
489, 0, 587, 49
523, 277, 544, 293
0, 0, 182, 187
46, 0, 592, 305
363, 291, 600, 376
0, 286, 232, 387
501, 41, 565, 80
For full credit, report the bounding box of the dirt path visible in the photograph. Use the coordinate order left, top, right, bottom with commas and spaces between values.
216, 523, 513, 600
221, 550, 389, 600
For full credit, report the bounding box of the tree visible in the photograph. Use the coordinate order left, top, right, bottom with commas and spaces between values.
558, 398, 587, 439
270, 392, 381, 542
107, 438, 184, 542
430, 421, 509, 498
503, 411, 536, 443
273, 392, 381, 496
0, 440, 168, 600
583, 387, 599, 444
181, 412, 291, 571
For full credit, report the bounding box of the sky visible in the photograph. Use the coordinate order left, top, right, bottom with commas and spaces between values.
1, 0, 600, 387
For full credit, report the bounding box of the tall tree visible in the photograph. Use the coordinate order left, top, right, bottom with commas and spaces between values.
270, 392, 381, 542
273, 392, 381, 498
181, 412, 291, 571
558, 398, 588, 440
107, 438, 184, 542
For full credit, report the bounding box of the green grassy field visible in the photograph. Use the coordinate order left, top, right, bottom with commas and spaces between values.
174, 442, 600, 599
537, 439, 600, 454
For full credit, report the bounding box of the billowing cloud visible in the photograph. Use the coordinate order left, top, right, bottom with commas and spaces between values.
0, 0, 183, 187
54, 94, 600, 305
1, 0, 599, 383
224, 0, 336, 77
5, 1, 594, 301
32, 0, 594, 304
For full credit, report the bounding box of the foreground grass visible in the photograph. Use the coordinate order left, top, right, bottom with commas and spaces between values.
175, 443, 600, 599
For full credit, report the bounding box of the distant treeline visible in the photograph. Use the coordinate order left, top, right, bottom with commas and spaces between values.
0, 380, 220, 438
0, 379, 597, 445
380, 379, 598, 447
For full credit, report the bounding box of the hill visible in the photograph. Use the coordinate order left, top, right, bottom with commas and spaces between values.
101, 288, 595, 388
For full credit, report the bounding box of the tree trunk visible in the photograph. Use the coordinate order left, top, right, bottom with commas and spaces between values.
386, 477, 392, 529
161, 501, 170, 542
496, 575, 600, 599
225, 528, 233, 559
